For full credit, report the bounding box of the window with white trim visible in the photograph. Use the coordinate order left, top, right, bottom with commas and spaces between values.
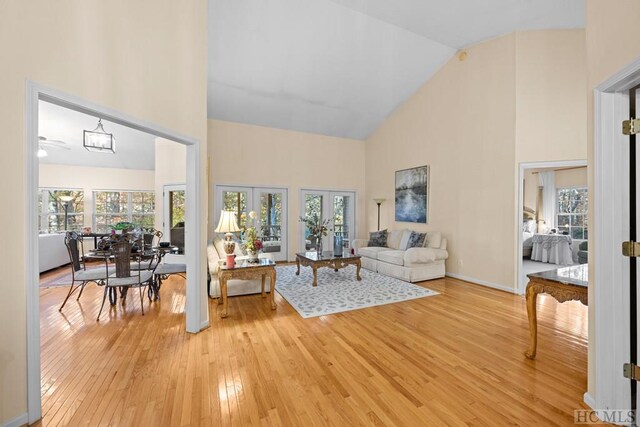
93, 191, 155, 233
556, 187, 588, 240
38, 189, 84, 233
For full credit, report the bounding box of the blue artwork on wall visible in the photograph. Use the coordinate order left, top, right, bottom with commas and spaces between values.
395, 165, 429, 223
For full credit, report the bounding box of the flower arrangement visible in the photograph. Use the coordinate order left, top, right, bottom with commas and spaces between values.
299, 214, 332, 245
241, 211, 263, 255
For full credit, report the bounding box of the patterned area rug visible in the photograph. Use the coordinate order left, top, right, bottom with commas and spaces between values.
275, 265, 438, 318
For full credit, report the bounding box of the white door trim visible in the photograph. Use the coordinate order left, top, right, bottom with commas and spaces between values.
25, 81, 208, 424
516, 159, 587, 295
593, 56, 640, 412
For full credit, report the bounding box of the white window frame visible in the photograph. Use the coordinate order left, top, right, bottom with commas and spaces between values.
556, 186, 588, 240
93, 190, 155, 232
38, 187, 84, 233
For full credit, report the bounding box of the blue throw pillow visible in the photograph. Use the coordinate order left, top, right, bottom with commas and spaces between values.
367, 229, 388, 247
406, 231, 426, 249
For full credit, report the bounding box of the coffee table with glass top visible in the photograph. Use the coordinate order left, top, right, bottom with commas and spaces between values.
295, 251, 362, 287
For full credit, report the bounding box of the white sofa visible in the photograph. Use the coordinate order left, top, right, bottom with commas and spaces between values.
352, 229, 448, 283
39, 233, 69, 273
207, 235, 274, 298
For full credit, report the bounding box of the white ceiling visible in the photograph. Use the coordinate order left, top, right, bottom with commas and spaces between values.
208, 0, 584, 140
38, 100, 157, 170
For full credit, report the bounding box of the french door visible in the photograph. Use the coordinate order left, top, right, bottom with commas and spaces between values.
214, 186, 288, 261
299, 189, 356, 253
163, 184, 186, 262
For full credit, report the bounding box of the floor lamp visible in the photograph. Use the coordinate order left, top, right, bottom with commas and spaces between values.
373, 198, 385, 231
59, 195, 74, 231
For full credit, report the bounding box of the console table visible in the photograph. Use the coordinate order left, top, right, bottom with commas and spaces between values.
218, 259, 277, 318
524, 264, 588, 359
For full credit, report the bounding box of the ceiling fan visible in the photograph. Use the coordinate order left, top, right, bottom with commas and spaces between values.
38, 136, 70, 158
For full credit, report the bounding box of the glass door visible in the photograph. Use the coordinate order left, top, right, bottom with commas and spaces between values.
163, 184, 186, 260
300, 190, 355, 253
215, 186, 288, 261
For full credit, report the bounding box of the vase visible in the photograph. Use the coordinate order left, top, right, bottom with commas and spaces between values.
246, 249, 258, 263
316, 236, 322, 257
334, 235, 343, 257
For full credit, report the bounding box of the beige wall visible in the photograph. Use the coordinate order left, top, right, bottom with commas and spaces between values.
555, 167, 588, 188
40, 164, 155, 237
154, 138, 187, 233
365, 30, 587, 291
208, 120, 366, 260
584, 0, 640, 404
0, 1, 207, 424
366, 33, 517, 288
515, 30, 588, 163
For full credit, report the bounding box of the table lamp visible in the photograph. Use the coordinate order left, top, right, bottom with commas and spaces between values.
215, 210, 241, 268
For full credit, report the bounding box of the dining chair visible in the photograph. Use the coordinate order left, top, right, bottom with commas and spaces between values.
143, 228, 163, 250
97, 238, 156, 321
59, 231, 108, 312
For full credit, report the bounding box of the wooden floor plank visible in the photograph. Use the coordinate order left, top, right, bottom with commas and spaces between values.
35, 266, 589, 426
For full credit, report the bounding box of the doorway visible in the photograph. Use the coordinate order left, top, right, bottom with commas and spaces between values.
300, 189, 356, 253
25, 82, 206, 423
164, 184, 186, 259
214, 185, 289, 261
516, 160, 588, 294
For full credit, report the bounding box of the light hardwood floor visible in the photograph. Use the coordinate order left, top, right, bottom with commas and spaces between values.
37, 267, 588, 426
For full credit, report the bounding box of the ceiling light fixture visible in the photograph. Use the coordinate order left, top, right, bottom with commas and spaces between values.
37, 148, 48, 158
83, 118, 115, 153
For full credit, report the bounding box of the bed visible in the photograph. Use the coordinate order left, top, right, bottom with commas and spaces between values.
522, 207, 536, 258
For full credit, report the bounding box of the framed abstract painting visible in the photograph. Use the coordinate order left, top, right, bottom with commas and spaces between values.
395, 165, 429, 223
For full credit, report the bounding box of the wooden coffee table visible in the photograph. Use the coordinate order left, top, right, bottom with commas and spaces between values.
295, 251, 361, 287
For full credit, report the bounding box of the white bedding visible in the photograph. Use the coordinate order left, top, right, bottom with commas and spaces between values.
523, 231, 534, 248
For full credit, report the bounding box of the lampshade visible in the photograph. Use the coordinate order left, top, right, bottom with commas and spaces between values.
59, 195, 73, 203
215, 210, 240, 233
83, 118, 115, 153
373, 198, 386, 204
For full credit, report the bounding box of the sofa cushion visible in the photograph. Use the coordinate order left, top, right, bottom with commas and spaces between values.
425, 231, 442, 249
377, 250, 406, 266
404, 247, 438, 265
367, 229, 388, 247
386, 229, 406, 249
406, 231, 427, 249
358, 246, 393, 259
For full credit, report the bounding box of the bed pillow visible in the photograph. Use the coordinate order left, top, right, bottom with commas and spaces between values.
406, 231, 427, 249
367, 229, 388, 247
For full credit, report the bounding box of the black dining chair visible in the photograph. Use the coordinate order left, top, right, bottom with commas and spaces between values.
97, 238, 158, 321
59, 231, 108, 312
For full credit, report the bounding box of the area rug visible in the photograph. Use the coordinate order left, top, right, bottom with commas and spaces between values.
40, 267, 101, 288
275, 265, 438, 318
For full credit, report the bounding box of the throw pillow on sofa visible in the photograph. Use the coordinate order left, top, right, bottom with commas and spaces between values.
368, 229, 388, 247
406, 231, 427, 249
424, 231, 442, 249
386, 229, 406, 249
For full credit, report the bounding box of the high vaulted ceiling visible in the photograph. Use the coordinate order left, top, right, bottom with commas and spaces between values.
208, 0, 584, 140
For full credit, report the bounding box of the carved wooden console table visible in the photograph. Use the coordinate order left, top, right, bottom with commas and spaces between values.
218, 259, 277, 318
524, 264, 588, 359
295, 251, 362, 287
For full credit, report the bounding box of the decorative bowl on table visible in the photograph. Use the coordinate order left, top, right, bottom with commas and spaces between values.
159, 241, 171, 248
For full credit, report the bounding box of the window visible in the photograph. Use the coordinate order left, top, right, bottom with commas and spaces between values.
38, 189, 84, 233
94, 191, 155, 233
557, 187, 588, 239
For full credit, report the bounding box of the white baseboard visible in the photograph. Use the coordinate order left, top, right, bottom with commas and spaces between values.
583, 392, 596, 410
200, 319, 210, 330
2, 412, 28, 427
446, 272, 518, 294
